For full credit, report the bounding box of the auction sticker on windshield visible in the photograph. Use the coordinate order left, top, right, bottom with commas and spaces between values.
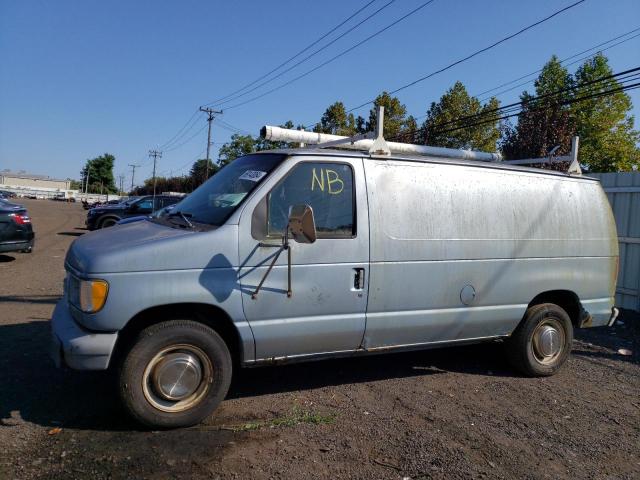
239, 170, 267, 182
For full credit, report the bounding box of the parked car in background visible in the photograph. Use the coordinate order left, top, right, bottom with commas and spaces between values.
0, 190, 17, 199
0, 198, 34, 254
100, 199, 127, 206
116, 204, 177, 226
82, 198, 129, 210
86, 195, 184, 230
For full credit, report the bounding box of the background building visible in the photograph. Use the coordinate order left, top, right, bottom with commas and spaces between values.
0, 170, 70, 190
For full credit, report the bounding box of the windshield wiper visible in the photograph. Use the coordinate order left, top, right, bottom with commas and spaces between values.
168, 211, 194, 229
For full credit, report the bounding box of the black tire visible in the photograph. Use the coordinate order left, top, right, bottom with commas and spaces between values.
118, 320, 232, 429
506, 303, 573, 377
21, 246, 32, 253
99, 217, 119, 229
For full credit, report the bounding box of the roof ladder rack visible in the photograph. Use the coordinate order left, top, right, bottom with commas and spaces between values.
261, 106, 502, 162
502, 137, 582, 175
260, 106, 580, 174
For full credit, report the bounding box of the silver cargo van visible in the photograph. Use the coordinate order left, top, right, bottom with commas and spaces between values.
51, 134, 619, 428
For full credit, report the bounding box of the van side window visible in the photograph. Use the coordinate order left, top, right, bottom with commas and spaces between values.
268, 162, 355, 238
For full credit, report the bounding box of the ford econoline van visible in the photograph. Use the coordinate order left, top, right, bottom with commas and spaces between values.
51, 142, 619, 428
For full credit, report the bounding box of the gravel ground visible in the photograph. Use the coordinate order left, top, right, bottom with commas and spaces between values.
1, 199, 639, 480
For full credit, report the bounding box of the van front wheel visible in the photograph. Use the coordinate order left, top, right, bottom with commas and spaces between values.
118, 320, 232, 428
506, 303, 573, 377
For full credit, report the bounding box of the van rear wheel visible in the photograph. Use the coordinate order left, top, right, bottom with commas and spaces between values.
118, 320, 232, 428
506, 303, 573, 377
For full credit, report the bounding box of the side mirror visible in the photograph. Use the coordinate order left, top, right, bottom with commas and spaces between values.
252, 203, 316, 300
287, 204, 316, 244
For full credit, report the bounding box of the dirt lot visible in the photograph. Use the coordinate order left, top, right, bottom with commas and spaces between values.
1, 199, 639, 480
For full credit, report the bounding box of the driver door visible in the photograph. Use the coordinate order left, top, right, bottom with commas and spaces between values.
237, 156, 369, 361
131, 198, 154, 215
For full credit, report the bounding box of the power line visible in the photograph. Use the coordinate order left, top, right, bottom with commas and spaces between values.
214, 119, 252, 135
476, 29, 640, 103
158, 109, 200, 150
415, 67, 640, 135
204, 0, 381, 106
385, 66, 640, 143
207, 0, 398, 108
381, 26, 640, 136
163, 124, 208, 152
424, 74, 640, 139
434, 82, 640, 138
342, 0, 587, 116
155, 1, 385, 164
222, 0, 438, 111
168, 148, 208, 177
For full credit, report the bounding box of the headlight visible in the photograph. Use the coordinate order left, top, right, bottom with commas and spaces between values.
69, 277, 109, 313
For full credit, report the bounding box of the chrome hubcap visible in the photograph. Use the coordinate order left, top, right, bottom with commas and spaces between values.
532, 320, 565, 365
142, 344, 213, 412
152, 352, 203, 401
537, 326, 560, 357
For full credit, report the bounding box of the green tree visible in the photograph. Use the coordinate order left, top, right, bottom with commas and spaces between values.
217, 134, 257, 166
132, 175, 192, 195
501, 56, 575, 159
366, 92, 408, 138
80, 153, 117, 193
314, 102, 357, 136
422, 81, 501, 150
217, 120, 302, 167
190, 159, 219, 188
68, 179, 82, 190
571, 53, 640, 172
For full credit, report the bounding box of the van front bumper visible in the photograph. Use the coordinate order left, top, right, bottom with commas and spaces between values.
50, 299, 118, 370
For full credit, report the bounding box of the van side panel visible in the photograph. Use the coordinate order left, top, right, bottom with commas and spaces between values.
364, 159, 617, 348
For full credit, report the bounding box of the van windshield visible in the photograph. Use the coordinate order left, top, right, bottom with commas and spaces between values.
164, 153, 286, 227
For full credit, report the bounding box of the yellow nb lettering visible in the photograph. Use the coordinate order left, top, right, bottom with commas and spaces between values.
325, 169, 344, 195
310, 167, 344, 195
311, 168, 325, 191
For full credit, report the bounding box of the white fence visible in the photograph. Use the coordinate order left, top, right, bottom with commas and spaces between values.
591, 172, 640, 312
81, 193, 124, 204
0, 184, 78, 200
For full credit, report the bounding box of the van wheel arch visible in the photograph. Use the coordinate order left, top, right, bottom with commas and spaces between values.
113, 303, 243, 368
526, 290, 587, 328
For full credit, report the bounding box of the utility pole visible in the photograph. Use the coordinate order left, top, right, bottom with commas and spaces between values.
128, 163, 140, 193
84, 167, 91, 201
199, 106, 222, 180
118, 174, 125, 196
148, 150, 162, 204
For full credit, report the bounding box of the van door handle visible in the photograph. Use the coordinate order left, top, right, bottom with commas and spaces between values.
353, 268, 365, 290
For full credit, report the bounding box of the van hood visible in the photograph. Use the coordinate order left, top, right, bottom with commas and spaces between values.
66, 220, 195, 273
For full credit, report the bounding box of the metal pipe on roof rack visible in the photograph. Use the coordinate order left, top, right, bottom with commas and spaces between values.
260, 125, 502, 162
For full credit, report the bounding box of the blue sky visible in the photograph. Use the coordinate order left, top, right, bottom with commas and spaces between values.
1, 0, 639, 185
